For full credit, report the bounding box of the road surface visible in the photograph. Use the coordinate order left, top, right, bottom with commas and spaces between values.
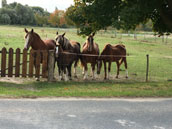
0, 98, 172, 129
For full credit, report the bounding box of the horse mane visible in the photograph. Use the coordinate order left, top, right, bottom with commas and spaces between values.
62, 37, 73, 50
33, 32, 41, 39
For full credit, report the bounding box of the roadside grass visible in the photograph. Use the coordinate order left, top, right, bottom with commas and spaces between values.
0, 80, 172, 98
0, 25, 172, 98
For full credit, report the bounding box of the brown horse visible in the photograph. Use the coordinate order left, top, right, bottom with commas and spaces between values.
24, 28, 56, 50
55, 32, 81, 78
24, 28, 56, 80
81, 33, 99, 80
97, 44, 128, 80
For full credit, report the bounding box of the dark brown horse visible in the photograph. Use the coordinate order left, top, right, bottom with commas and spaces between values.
55, 43, 78, 81
24, 28, 56, 80
55, 32, 81, 78
81, 33, 99, 80
97, 44, 128, 80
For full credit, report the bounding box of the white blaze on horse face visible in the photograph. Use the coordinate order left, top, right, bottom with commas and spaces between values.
24, 34, 30, 50
56, 37, 60, 45
55, 46, 59, 56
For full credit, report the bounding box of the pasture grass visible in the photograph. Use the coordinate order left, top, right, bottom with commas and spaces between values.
0, 25, 172, 97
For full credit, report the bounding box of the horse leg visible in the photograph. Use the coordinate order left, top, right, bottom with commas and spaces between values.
104, 61, 107, 80
67, 64, 72, 80
64, 67, 69, 81
58, 63, 62, 81
33, 56, 40, 81
91, 63, 96, 80
107, 62, 111, 80
123, 57, 128, 78
73, 58, 79, 78
83, 64, 88, 80
116, 61, 120, 78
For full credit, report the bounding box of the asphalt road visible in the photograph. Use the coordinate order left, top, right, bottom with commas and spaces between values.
0, 98, 172, 129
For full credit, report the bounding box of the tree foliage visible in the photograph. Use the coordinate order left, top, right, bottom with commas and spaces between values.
66, 0, 172, 36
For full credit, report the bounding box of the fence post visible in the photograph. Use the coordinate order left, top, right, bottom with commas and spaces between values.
146, 54, 149, 82
48, 50, 55, 82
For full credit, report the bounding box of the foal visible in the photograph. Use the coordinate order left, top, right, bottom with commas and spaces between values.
80, 33, 99, 80
55, 32, 81, 78
97, 44, 128, 80
55, 43, 77, 81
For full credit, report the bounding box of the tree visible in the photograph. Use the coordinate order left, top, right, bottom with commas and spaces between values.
48, 9, 66, 27
0, 14, 11, 24
66, 0, 172, 36
2, 0, 7, 7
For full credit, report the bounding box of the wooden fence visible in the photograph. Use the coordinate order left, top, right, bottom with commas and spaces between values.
0, 47, 51, 79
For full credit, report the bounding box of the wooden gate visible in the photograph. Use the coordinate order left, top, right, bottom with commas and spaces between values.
0, 47, 50, 79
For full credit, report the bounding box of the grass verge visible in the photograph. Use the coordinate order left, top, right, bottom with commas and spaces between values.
0, 79, 172, 98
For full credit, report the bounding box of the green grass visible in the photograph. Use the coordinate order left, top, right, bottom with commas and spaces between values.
0, 25, 172, 98
0, 80, 172, 98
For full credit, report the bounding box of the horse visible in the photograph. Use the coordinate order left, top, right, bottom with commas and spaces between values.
97, 43, 128, 80
80, 33, 99, 80
24, 28, 56, 80
55, 32, 81, 78
55, 43, 78, 81
24, 28, 56, 50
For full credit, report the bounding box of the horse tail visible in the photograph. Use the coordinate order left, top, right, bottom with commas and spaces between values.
120, 56, 127, 69
74, 42, 81, 68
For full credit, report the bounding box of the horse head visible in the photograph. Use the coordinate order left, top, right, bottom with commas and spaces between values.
55, 32, 66, 47
86, 32, 95, 52
24, 28, 34, 50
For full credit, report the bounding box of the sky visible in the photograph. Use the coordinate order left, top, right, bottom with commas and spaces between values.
0, 0, 74, 12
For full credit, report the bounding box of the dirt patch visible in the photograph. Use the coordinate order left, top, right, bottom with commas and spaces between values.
0, 77, 36, 84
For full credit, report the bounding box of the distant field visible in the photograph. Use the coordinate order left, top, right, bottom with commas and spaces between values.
0, 25, 172, 98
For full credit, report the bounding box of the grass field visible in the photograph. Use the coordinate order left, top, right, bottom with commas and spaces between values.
0, 25, 172, 98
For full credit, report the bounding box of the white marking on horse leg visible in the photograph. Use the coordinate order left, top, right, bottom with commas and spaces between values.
59, 72, 63, 81
74, 67, 77, 77
82, 67, 85, 75
84, 71, 88, 80
64, 74, 69, 81
125, 69, 128, 78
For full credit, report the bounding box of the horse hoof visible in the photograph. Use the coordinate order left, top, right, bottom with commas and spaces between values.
116, 76, 119, 79
126, 76, 128, 79
36, 78, 40, 81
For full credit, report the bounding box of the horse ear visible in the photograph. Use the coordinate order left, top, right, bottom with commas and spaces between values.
31, 29, 34, 33
92, 32, 95, 37
62, 32, 66, 37
24, 28, 28, 33
56, 31, 58, 35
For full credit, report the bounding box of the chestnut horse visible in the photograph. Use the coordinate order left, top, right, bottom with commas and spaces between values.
24, 28, 56, 50
81, 33, 99, 80
55, 32, 81, 78
97, 44, 128, 80
24, 28, 56, 80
